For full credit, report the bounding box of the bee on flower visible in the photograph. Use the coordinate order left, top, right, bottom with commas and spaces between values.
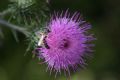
34, 10, 95, 78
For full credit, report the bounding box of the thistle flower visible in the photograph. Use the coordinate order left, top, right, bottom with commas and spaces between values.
36, 11, 95, 77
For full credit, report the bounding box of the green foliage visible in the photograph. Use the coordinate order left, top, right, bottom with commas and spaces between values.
8, 0, 50, 51
0, 0, 50, 52
8, 0, 49, 29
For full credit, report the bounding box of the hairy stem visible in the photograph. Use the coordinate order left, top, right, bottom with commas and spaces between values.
0, 18, 30, 36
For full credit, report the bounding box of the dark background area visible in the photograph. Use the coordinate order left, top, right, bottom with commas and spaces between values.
0, 0, 120, 80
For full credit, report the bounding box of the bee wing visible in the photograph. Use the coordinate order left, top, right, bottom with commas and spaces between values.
38, 34, 45, 46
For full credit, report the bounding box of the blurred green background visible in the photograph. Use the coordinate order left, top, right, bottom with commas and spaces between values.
0, 0, 120, 80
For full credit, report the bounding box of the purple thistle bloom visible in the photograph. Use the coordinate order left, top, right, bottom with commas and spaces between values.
36, 11, 95, 77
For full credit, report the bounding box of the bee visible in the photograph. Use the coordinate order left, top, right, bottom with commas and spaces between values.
37, 32, 50, 49
32, 32, 50, 58
37, 33, 45, 47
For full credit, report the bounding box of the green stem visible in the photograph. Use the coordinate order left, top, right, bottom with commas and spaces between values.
0, 18, 30, 37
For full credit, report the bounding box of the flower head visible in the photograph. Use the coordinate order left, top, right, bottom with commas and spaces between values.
36, 11, 95, 76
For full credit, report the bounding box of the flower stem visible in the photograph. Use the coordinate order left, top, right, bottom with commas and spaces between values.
0, 18, 30, 37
